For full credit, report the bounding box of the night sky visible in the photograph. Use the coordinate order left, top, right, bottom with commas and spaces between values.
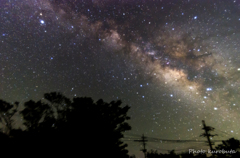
1, 0, 240, 157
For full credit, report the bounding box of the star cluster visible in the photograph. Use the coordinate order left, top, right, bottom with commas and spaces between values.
1, 0, 240, 157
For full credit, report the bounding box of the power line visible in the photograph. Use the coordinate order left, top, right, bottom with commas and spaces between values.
214, 128, 233, 137
146, 144, 202, 152
124, 134, 224, 143
124, 133, 143, 137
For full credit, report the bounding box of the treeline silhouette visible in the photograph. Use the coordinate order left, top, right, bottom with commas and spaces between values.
0, 92, 240, 158
0, 92, 131, 158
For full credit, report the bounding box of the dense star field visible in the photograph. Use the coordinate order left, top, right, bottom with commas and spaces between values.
1, 0, 240, 157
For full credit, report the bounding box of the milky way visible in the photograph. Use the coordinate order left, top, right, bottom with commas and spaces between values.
1, 0, 240, 157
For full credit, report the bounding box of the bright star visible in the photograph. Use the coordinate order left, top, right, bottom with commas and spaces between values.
40, 20, 45, 24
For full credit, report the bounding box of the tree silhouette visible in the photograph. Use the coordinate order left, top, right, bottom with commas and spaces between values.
215, 138, 240, 158
17, 92, 131, 158
0, 100, 18, 134
21, 100, 52, 131
43, 92, 71, 121
64, 97, 131, 158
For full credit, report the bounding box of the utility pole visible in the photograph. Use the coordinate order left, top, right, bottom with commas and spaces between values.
200, 120, 218, 151
134, 134, 148, 158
